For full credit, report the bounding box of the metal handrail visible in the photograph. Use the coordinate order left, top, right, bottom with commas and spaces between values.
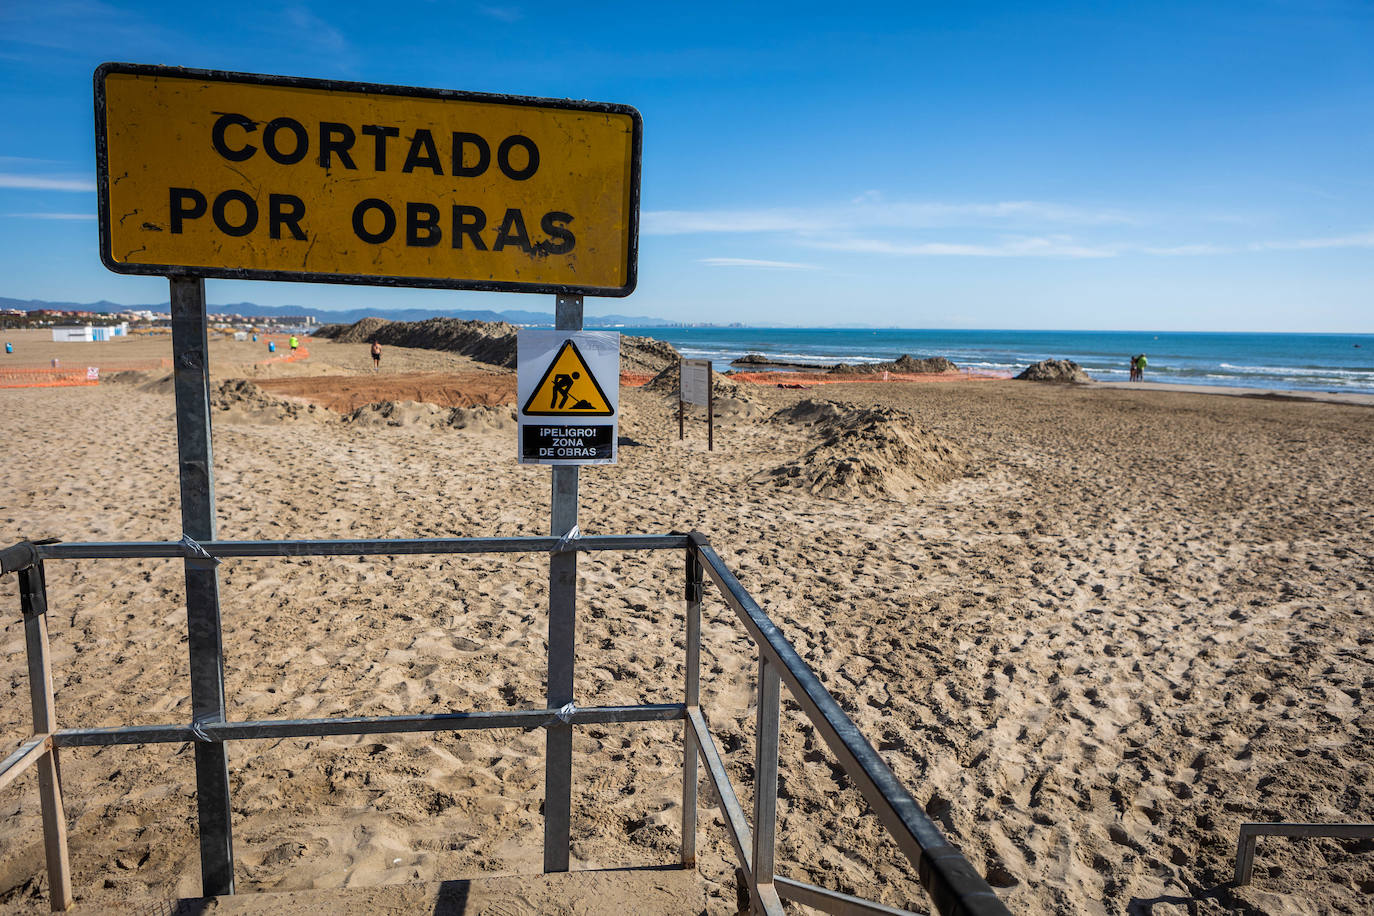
689, 534, 1011, 916
3, 534, 690, 569
1, 533, 1011, 915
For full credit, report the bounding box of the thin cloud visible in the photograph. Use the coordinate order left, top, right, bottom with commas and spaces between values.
282, 5, 350, 56
699, 257, 818, 270
0, 174, 96, 192
478, 5, 523, 22
1142, 243, 1233, 256
6, 213, 96, 220
1144, 232, 1374, 256
1253, 231, 1374, 251
808, 236, 1119, 259
643, 199, 1136, 237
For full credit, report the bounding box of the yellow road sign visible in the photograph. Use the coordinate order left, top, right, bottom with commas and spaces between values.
95, 63, 641, 296
522, 340, 614, 416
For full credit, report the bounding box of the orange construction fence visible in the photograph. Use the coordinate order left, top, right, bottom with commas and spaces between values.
0, 359, 173, 389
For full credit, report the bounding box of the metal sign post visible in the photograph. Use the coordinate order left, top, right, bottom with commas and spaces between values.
90, 60, 642, 896
168, 275, 235, 895
678, 358, 714, 450
544, 293, 581, 872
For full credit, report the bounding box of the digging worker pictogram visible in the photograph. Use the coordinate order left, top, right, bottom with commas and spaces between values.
550, 371, 594, 410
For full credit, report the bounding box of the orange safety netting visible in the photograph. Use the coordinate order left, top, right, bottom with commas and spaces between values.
0, 368, 98, 389
0, 359, 173, 389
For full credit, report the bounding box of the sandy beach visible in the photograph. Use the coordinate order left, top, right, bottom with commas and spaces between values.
1, 329, 1371, 915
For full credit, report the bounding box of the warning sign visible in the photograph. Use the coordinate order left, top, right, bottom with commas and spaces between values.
523, 340, 614, 416
518, 330, 619, 465
94, 63, 641, 296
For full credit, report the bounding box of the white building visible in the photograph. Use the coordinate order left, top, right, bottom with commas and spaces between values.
51, 323, 129, 342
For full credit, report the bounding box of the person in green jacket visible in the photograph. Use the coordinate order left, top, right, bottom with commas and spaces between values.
1136, 353, 1147, 380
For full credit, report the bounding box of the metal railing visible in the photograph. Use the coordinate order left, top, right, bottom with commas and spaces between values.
0, 532, 1011, 915
1234, 822, 1374, 886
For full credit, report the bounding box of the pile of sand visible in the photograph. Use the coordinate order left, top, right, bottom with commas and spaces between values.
767, 398, 847, 426
313, 317, 392, 344
106, 370, 174, 394
312, 319, 680, 376
642, 362, 752, 400
764, 402, 964, 500
830, 354, 958, 375
619, 335, 680, 375
211, 379, 330, 424
344, 400, 515, 431
1016, 358, 1092, 383
370, 319, 519, 367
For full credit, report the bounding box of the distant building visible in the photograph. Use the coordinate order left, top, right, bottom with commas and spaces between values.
51, 323, 129, 342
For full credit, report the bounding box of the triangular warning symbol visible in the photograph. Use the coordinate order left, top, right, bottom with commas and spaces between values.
522, 339, 615, 416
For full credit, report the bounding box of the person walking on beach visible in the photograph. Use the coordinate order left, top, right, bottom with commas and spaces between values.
370, 340, 381, 370
1128, 354, 1138, 381
1136, 353, 1147, 380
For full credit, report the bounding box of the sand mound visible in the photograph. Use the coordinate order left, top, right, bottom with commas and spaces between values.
713, 396, 764, 419
619, 335, 680, 375
211, 379, 329, 423
830, 354, 958, 375
372, 319, 518, 366
312, 317, 516, 365
768, 398, 847, 426
442, 405, 517, 432
1016, 358, 1092, 382
314, 317, 391, 343
343, 401, 516, 432
765, 404, 963, 500
643, 362, 753, 402
315, 319, 679, 376
105, 370, 174, 394
343, 400, 446, 427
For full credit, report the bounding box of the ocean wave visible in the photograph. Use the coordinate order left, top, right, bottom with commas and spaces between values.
1217, 362, 1374, 378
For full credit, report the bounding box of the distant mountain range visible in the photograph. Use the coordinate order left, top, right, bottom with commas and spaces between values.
0, 297, 677, 328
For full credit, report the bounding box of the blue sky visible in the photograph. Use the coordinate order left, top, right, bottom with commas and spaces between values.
1, 1, 1371, 330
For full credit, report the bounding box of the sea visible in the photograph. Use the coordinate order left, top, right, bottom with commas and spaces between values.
617, 328, 1374, 396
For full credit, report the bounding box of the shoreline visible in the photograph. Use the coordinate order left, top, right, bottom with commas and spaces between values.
1093, 379, 1374, 407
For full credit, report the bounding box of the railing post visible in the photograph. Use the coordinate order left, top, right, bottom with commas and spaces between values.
18, 561, 72, 911
752, 656, 781, 911
681, 544, 703, 867
169, 274, 235, 895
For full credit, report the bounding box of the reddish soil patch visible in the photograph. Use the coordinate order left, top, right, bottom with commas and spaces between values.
255, 371, 516, 413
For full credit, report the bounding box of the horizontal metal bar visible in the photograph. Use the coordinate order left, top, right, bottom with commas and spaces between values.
53, 704, 685, 748
1239, 822, 1374, 839
0, 735, 51, 792
691, 534, 1011, 916
1235, 822, 1374, 886
30, 534, 689, 563
776, 876, 919, 916
686, 706, 754, 885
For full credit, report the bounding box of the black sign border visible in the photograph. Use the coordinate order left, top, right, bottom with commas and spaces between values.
94, 62, 641, 298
